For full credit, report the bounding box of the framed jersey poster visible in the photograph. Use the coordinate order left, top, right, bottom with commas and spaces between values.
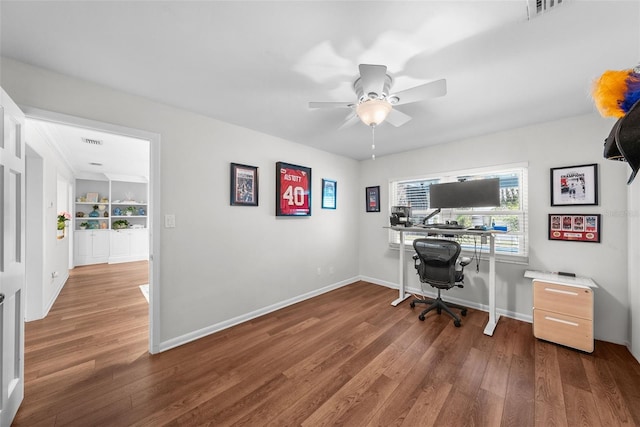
276, 162, 311, 216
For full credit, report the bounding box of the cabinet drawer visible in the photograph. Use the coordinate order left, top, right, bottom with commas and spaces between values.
533, 308, 593, 352
533, 280, 593, 319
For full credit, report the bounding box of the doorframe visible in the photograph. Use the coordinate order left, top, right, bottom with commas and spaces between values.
21, 106, 161, 354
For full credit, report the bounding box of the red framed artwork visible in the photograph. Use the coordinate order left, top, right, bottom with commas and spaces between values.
366, 186, 380, 212
549, 214, 600, 243
276, 161, 311, 216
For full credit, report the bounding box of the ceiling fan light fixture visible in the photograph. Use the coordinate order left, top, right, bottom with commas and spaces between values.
356, 99, 392, 126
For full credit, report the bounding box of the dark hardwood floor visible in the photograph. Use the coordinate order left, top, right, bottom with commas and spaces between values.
13, 262, 640, 426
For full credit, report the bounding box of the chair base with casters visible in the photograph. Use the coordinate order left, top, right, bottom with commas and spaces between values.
411, 238, 471, 327
410, 289, 468, 327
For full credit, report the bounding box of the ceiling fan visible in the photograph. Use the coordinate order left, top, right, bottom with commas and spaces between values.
308, 64, 447, 129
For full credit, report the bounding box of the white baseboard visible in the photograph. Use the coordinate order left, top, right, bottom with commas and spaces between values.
357, 275, 532, 324
109, 254, 148, 264
43, 271, 69, 319
158, 276, 359, 353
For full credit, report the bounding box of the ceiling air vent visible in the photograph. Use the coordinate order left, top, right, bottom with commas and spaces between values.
82, 137, 103, 146
527, 0, 565, 19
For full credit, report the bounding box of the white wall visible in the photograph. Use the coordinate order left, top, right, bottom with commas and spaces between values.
24, 120, 74, 320
359, 114, 630, 345
25, 146, 44, 321
1, 58, 361, 348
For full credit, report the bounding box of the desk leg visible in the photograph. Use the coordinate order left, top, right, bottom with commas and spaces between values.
392, 230, 412, 306
483, 233, 500, 335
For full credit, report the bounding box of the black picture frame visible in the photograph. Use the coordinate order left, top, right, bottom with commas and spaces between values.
366, 186, 380, 212
276, 161, 312, 216
548, 213, 601, 243
550, 163, 598, 206
230, 162, 258, 206
321, 179, 337, 209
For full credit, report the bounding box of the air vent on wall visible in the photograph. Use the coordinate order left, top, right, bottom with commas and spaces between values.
82, 137, 103, 146
527, 0, 565, 19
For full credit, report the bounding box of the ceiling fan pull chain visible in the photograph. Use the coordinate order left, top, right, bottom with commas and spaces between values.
371, 125, 376, 160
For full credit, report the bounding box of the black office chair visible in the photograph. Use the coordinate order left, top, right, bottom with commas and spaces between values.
411, 238, 471, 327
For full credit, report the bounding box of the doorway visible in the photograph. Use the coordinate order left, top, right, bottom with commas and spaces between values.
23, 108, 160, 353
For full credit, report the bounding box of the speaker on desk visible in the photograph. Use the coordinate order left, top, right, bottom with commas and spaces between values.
390, 206, 412, 227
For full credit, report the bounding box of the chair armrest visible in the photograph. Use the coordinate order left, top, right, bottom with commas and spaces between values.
459, 256, 471, 267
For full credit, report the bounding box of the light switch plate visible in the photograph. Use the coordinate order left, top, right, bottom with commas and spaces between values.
164, 214, 176, 228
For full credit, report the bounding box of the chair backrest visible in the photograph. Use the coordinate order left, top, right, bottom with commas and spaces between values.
413, 238, 461, 289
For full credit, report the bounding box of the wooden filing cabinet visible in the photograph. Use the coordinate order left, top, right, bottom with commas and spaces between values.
525, 271, 597, 353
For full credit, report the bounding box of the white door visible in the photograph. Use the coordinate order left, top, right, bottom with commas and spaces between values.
0, 88, 26, 425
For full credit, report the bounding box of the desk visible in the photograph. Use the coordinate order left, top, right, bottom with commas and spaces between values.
386, 226, 504, 336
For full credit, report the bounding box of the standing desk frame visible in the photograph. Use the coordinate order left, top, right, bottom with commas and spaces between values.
386, 226, 504, 336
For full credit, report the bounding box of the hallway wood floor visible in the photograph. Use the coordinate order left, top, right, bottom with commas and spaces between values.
13, 262, 640, 426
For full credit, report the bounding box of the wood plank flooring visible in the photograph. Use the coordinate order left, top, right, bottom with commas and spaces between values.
13, 262, 640, 426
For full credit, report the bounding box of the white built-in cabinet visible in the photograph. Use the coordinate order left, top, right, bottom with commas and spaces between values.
109, 229, 149, 264
74, 230, 110, 266
73, 177, 149, 265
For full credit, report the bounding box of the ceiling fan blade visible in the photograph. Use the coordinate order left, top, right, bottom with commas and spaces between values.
390, 79, 447, 106
359, 64, 388, 97
386, 108, 412, 127
309, 101, 354, 109
338, 112, 360, 130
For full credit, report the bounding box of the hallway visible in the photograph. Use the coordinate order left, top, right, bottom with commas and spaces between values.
15, 261, 149, 425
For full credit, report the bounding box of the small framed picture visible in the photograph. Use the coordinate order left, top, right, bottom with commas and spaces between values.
550, 164, 598, 206
230, 163, 258, 206
366, 186, 380, 212
321, 179, 336, 209
86, 192, 99, 203
276, 161, 311, 216
549, 214, 601, 243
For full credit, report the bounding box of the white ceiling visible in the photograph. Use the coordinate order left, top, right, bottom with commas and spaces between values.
2, 1, 639, 164
27, 118, 150, 179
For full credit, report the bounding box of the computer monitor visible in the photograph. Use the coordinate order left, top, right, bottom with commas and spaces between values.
429, 178, 500, 208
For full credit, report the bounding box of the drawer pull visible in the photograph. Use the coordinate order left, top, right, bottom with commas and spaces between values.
544, 287, 578, 296
545, 316, 579, 327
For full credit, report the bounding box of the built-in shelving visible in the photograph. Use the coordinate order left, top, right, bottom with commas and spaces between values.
74, 177, 149, 265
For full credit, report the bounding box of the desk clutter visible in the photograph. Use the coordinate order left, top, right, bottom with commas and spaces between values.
389, 206, 507, 231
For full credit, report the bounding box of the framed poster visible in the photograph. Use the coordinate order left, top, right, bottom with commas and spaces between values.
550, 164, 598, 206
276, 161, 311, 216
230, 163, 258, 206
366, 186, 380, 212
549, 214, 601, 243
321, 179, 336, 209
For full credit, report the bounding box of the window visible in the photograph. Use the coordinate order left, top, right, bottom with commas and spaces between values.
389, 164, 528, 261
